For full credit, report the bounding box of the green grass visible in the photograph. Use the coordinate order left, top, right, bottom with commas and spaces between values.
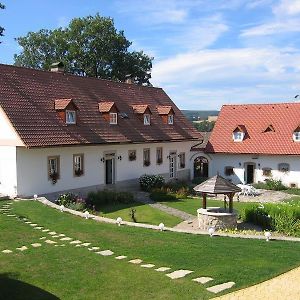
1, 200, 300, 299
159, 197, 253, 217
97, 201, 181, 227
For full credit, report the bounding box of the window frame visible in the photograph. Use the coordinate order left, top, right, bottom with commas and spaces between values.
293, 131, 300, 142
262, 167, 272, 177
144, 114, 151, 125
224, 166, 234, 176
233, 131, 244, 142
156, 147, 163, 165
73, 153, 84, 177
143, 148, 150, 166
128, 150, 137, 161
48, 156, 60, 181
109, 112, 118, 125
168, 114, 174, 125
179, 152, 185, 169
66, 110, 76, 124
278, 163, 290, 173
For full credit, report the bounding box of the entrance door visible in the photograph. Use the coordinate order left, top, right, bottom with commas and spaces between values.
105, 158, 115, 184
246, 164, 255, 184
194, 156, 209, 178
169, 154, 177, 179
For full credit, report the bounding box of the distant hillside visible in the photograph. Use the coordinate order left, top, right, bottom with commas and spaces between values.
181, 110, 219, 121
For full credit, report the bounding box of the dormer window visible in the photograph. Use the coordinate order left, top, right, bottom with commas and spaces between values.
66, 110, 76, 124
144, 114, 151, 125
168, 114, 174, 124
55, 98, 79, 125
233, 131, 244, 141
293, 127, 300, 141
110, 112, 118, 125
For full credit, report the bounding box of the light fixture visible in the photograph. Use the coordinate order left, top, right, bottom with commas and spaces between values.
84, 211, 90, 219
208, 227, 215, 237
33, 194, 38, 200
264, 231, 271, 242
159, 223, 165, 231
117, 155, 122, 161
116, 217, 122, 226
60, 205, 65, 212
100, 157, 105, 163
238, 162, 242, 167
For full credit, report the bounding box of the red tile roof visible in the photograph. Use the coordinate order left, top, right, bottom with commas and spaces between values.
98, 102, 116, 113
0, 64, 201, 148
132, 104, 151, 114
54, 98, 78, 110
206, 103, 300, 155
157, 105, 174, 115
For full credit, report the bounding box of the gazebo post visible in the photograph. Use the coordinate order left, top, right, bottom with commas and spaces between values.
202, 192, 207, 209
229, 192, 234, 213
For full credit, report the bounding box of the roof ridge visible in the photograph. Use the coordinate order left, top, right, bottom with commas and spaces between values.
0, 63, 162, 91
222, 102, 300, 107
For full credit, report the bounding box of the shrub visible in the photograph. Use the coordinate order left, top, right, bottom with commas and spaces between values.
86, 189, 134, 209
150, 189, 178, 202
139, 174, 165, 192
265, 179, 287, 191
67, 201, 86, 211
192, 177, 208, 185
57, 193, 78, 206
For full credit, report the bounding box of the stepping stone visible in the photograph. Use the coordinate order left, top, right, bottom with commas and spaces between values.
141, 264, 155, 268
193, 277, 213, 284
206, 282, 235, 294
60, 237, 72, 241
88, 247, 100, 251
31, 243, 42, 248
34, 227, 43, 230
40, 237, 46, 240
45, 240, 57, 244
42, 229, 50, 232
155, 267, 171, 272
52, 235, 61, 238
58, 234, 65, 237
75, 244, 82, 247
6, 214, 16, 217
70, 240, 82, 244
115, 255, 127, 260
129, 259, 143, 264
166, 270, 193, 279
81, 243, 91, 247
96, 250, 114, 256
22, 218, 28, 221
60, 244, 65, 247
30, 224, 38, 227
2, 249, 12, 254
48, 232, 57, 235
25, 221, 32, 224
16, 246, 28, 251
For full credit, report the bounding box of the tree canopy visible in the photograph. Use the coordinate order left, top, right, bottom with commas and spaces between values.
14, 14, 153, 85
193, 121, 216, 132
0, 3, 5, 42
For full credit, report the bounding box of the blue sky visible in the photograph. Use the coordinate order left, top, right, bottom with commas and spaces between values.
1, 0, 300, 110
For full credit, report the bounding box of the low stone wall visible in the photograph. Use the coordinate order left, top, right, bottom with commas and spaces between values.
197, 208, 238, 230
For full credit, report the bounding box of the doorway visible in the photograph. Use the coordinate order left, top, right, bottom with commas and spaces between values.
245, 163, 255, 184
105, 155, 115, 185
194, 156, 209, 178
169, 153, 177, 179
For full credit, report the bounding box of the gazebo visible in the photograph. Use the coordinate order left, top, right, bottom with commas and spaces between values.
193, 175, 241, 230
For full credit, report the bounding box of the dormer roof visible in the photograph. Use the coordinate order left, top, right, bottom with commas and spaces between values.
98, 101, 118, 113
263, 124, 275, 132
132, 104, 151, 114
54, 98, 79, 110
157, 105, 174, 115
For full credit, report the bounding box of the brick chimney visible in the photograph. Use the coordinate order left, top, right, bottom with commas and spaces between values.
125, 74, 133, 84
50, 62, 65, 73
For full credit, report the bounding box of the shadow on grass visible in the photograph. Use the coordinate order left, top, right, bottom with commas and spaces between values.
96, 201, 145, 214
0, 273, 59, 300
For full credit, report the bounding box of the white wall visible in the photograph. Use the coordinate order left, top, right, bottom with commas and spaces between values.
209, 153, 300, 187
16, 141, 194, 197
0, 146, 17, 196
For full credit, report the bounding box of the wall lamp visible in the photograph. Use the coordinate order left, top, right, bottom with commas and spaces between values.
117, 155, 122, 161
100, 157, 105, 163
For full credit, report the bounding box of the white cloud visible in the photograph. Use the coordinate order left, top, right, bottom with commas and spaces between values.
273, 0, 300, 16
57, 16, 69, 28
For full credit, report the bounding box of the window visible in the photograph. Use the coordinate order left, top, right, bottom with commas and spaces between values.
168, 114, 174, 125
143, 148, 150, 166
233, 131, 244, 142
225, 166, 234, 176
144, 114, 151, 125
110, 113, 118, 124
66, 110, 76, 124
293, 131, 300, 141
179, 152, 185, 168
262, 168, 272, 177
73, 154, 84, 177
48, 156, 60, 183
156, 147, 163, 165
278, 163, 289, 173
128, 150, 136, 161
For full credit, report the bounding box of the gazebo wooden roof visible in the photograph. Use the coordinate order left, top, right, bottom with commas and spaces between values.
193, 175, 241, 213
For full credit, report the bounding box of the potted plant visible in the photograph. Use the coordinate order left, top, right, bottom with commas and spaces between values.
49, 171, 59, 184
75, 168, 83, 176
129, 152, 136, 161
157, 158, 162, 165
144, 160, 150, 167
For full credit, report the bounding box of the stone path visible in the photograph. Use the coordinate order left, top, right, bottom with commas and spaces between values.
214, 266, 300, 299
134, 191, 194, 221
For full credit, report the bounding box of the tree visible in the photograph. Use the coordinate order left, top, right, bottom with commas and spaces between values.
14, 14, 153, 85
0, 3, 5, 43
193, 121, 216, 132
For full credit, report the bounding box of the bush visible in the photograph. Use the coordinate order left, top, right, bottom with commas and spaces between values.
242, 201, 300, 236
192, 177, 208, 185
86, 189, 134, 209
139, 174, 165, 192
150, 189, 178, 202
56, 193, 87, 211
253, 179, 287, 191
67, 201, 86, 211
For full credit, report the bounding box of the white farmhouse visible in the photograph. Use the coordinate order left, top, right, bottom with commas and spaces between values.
0, 64, 201, 198
192, 103, 300, 187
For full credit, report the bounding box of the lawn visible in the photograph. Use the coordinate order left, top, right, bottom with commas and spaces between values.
97, 201, 181, 227
1, 200, 300, 299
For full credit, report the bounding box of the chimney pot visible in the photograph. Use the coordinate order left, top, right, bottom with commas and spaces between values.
50, 62, 65, 73
125, 74, 133, 84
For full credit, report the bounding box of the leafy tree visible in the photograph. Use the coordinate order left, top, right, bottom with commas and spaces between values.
0, 3, 5, 43
14, 14, 153, 85
193, 121, 216, 132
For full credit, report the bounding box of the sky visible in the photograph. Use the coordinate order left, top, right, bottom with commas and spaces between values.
1, 0, 300, 110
